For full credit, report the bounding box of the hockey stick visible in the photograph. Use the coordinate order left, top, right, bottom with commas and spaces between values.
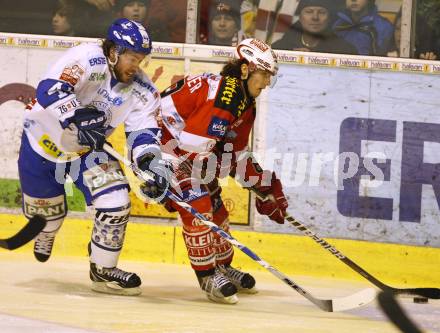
0, 215, 46, 250
103, 143, 376, 312
252, 188, 440, 299
378, 291, 424, 333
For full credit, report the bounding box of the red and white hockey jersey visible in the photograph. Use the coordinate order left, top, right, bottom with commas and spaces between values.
159, 73, 256, 159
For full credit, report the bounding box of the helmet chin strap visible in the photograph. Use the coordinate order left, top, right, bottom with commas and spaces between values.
108, 50, 120, 79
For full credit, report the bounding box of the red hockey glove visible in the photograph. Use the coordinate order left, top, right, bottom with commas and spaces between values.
255, 172, 288, 224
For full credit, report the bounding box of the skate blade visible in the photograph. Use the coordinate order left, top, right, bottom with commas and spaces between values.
238, 286, 258, 294
91, 282, 141, 296
207, 293, 239, 304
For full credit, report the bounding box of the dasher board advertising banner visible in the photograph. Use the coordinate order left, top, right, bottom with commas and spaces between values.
254, 63, 440, 247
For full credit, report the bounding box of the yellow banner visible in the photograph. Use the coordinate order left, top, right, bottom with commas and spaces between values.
109, 59, 250, 224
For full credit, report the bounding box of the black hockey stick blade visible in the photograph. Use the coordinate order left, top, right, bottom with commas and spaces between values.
378, 291, 424, 333
0, 215, 46, 250
285, 214, 440, 300
251, 188, 440, 300
391, 287, 440, 300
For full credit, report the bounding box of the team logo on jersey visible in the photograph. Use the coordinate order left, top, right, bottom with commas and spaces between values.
97, 88, 124, 106
220, 77, 238, 105
89, 72, 106, 81
38, 134, 64, 158
83, 162, 128, 195
214, 76, 246, 116
133, 76, 156, 94
113, 97, 123, 106
23, 194, 66, 220
88, 57, 106, 66
190, 213, 213, 228
132, 88, 149, 104
208, 116, 229, 138
60, 64, 85, 86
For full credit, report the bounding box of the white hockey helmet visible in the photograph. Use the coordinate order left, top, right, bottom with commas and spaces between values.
235, 38, 278, 76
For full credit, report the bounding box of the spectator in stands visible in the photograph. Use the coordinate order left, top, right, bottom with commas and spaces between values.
146, 0, 186, 42
51, 0, 114, 38
115, 0, 173, 42
387, 9, 438, 60
115, 0, 149, 23
51, 0, 95, 37
415, 15, 439, 60
206, 0, 243, 46
333, 0, 394, 56
51, 0, 77, 36
272, 0, 357, 54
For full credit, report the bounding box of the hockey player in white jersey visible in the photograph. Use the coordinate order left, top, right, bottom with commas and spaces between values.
18, 18, 170, 295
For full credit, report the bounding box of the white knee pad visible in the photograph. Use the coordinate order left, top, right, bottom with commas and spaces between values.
91, 189, 131, 267
93, 188, 130, 209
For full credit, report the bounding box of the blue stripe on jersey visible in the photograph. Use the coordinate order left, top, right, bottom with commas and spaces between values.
126, 128, 161, 150
36, 79, 74, 108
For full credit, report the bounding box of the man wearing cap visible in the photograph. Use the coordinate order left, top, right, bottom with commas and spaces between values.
272, 0, 357, 54
208, 0, 243, 46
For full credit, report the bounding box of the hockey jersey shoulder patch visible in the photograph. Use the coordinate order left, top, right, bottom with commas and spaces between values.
60, 63, 85, 86
207, 116, 230, 138
214, 76, 246, 117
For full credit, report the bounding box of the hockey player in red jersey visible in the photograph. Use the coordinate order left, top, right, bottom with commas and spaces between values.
142, 38, 288, 304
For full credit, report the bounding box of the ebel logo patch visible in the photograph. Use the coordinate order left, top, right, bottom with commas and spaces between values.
208, 117, 229, 138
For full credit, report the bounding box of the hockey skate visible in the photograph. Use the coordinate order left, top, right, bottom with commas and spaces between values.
33, 231, 56, 262
218, 265, 258, 294
197, 270, 238, 304
89, 263, 142, 296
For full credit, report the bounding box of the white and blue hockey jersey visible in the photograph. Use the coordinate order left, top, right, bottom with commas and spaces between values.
23, 42, 161, 162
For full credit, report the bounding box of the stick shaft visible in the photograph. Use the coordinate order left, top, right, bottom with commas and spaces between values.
252, 187, 440, 299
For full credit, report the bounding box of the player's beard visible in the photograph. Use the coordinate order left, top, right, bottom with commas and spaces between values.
114, 66, 135, 84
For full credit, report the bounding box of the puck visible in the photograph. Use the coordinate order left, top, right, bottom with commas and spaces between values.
413, 297, 428, 304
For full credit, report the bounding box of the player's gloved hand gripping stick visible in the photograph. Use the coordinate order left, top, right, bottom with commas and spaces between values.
251, 187, 440, 300
61, 105, 107, 151
103, 143, 376, 312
